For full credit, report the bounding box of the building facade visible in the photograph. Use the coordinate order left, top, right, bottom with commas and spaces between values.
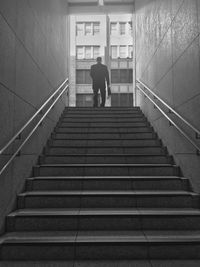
69, 14, 133, 107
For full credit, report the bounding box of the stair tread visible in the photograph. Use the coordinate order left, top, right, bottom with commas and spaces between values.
19, 190, 197, 196
50, 144, 161, 147
28, 175, 185, 180
52, 138, 156, 140
43, 154, 167, 156
8, 208, 200, 217
2, 231, 200, 244
35, 164, 176, 167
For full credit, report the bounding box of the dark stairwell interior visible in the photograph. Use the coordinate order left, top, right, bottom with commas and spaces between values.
1, 107, 200, 262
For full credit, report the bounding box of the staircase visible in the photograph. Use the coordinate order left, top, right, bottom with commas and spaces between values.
1, 107, 200, 261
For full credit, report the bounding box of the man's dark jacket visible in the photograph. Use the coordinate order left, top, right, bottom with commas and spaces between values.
90, 63, 110, 88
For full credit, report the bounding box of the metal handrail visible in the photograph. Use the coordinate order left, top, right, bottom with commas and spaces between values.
137, 79, 200, 137
0, 78, 68, 156
136, 84, 200, 154
0, 80, 69, 176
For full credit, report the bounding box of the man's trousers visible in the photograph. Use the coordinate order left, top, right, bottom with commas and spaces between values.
93, 86, 106, 107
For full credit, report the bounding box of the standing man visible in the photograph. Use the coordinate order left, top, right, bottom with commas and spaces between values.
90, 57, 111, 107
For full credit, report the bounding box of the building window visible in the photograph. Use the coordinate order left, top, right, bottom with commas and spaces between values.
76, 94, 94, 107
110, 22, 117, 35
76, 23, 84, 36
128, 45, 133, 58
128, 21, 133, 35
120, 69, 129, 83
119, 46, 127, 58
93, 22, 100, 35
85, 46, 92, 59
119, 22, 126, 35
76, 22, 100, 36
93, 46, 100, 59
76, 70, 92, 84
76, 46, 100, 59
111, 46, 118, 59
111, 70, 119, 83
85, 22, 92, 35
111, 69, 133, 83
76, 46, 84, 59
111, 93, 133, 107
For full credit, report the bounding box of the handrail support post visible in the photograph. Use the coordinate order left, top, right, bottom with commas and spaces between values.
196, 133, 200, 139
16, 151, 21, 157
16, 134, 22, 140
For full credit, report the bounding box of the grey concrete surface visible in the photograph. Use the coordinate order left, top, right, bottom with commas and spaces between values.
135, 0, 200, 192
0, 0, 69, 232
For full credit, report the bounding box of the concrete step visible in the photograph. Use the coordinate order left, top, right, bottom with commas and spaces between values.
2, 230, 200, 260
55, 126, 154, 133
6, 209, 200, 232
58, 122, 149, 128
61, 117, 146, 123
50, 139, 161, 147
47, 146, 167, 155
64, 108, 141, 113
53, 132, 157, 140
62, 114, 145, 118
17, 191, 198, 209
26, 176, 188, 191
65, 107, 140, 110
33, 164, 180, 177
64, 111, 143, 115
39, 154, 173, 164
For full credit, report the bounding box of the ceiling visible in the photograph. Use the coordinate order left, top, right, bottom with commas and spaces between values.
68, 0, 134, 6
67, 0, 134, 14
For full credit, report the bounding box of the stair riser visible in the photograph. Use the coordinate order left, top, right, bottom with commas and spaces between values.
55, 127, 153, 133
26, 179, 187, 191
50, 140, 161, 147
40, 156, 172, 164
62, 115, 144, 118
47, 147, 166, 155
58, 123, 149, 128
2, 243, 200, 260
64, 111, 141, 114
33, 166, 179, 177
0, 244, 74, 261
18, 195, 196, 209
7, 216, 200, 231
53, 133, 156, 139
63, 112, 141, 115
61, 118, 146, 123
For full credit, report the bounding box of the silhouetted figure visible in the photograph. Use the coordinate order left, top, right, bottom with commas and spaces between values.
90, 57, 110, 107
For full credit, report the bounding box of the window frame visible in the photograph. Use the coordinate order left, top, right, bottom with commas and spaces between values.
85, 22, 92, 36
119, 22, 126, 35
119, 45, 127, 58
76, 46, 84, 60
76, 22, 84, 36
93, 22, 100, 35
110, 22, 118, 35
111, 69, 133, 84
76, 69, 92, 84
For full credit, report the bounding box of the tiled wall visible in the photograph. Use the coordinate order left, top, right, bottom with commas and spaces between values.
0, 0, 69, 231
135, 0, 200, 191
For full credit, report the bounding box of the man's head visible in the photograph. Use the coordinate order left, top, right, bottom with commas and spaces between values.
96, 57, 102, 63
